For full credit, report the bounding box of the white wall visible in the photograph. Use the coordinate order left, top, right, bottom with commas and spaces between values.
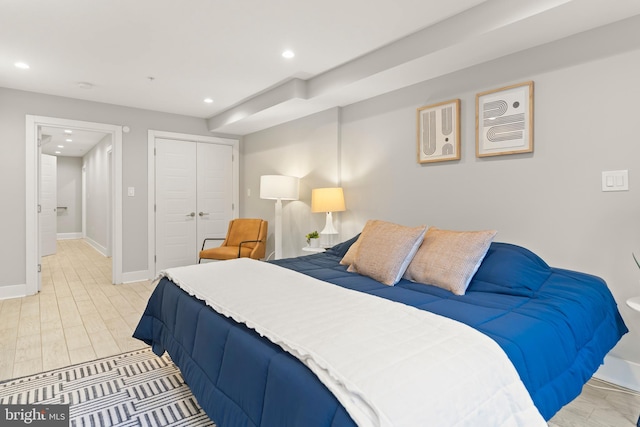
241, 108, 341, 258
339, 49, 640, 363
56, 156, 82, 235
241, 41, 640, 367
0, 87, 220, 288
83, 135, 111, 253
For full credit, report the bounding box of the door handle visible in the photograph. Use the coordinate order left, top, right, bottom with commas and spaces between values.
199, 212, 209, 217
186, 212, 195, 217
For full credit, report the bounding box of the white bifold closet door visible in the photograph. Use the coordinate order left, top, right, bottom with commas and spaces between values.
155, 138, 232, 271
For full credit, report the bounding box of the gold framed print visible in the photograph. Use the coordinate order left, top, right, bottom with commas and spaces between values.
416, 99, 460, 164
476, 81, 533, 157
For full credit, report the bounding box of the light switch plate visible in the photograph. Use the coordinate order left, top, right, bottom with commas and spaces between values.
601, 170, 628, 192
127, 187, 135, 197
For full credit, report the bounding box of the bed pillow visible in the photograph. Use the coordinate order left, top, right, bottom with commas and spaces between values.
326, 233, 361, 258
339, 234, 362, 266
404, 227, 497, 295
467, 242, 551, 295
347, 220, 427, 286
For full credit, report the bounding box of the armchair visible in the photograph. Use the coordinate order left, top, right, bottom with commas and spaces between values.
199, 218, 268, 262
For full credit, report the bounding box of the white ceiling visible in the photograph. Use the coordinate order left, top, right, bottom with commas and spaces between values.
2, 0, 640, 136
40, 127, 108, 157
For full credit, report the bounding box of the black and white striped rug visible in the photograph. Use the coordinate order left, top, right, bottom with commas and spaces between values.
0, 348, 215, 426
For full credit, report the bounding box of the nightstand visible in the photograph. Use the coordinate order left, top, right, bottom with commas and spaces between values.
302, 247, 326, 254
627, 297, 640, 312
625, 297, 640, 427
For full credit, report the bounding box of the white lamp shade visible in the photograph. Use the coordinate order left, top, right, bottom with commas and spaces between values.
260, 175, 300, 200
311, 187, 345, 213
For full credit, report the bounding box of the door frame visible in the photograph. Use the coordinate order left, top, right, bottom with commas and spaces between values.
147, 130, 239, 278
26, 115, 123, 295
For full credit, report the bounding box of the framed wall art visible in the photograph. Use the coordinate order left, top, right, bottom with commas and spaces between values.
476, 81, 533, 157
416, 99, 460, 164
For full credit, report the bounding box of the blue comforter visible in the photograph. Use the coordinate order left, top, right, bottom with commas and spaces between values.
133, 240, 627, 426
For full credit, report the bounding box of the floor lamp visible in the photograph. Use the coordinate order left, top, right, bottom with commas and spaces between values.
311, 187, 346, 246
260, 175, 299, 260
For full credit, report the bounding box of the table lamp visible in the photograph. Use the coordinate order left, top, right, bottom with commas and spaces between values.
260, 175, 300, 259
311, 187, 346, 238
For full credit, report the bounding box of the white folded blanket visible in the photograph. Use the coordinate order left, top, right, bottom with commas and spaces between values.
158, 258, 546, 427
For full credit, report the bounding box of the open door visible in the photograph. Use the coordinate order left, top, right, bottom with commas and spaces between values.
40, 153, 57, 257
26, 115, 124, 296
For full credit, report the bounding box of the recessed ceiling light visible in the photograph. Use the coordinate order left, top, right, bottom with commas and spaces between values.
204, 98, 214, 104
14, 62, 30, 69
78, 82, 93, 89
64, 130, 73, 134
55, 151, 61, 154
282, 50, 295, 59
57, 145, 64, 148
65, 139, 72, 142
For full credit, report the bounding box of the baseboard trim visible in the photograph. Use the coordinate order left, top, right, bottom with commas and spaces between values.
85, 237, 109, 257
57, 232, 83, 240
594, 354, 640, 392
122, 270, 152, 284
0, 284, 28, 300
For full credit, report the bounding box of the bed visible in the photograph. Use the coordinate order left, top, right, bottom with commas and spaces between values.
133, 232, 627, 426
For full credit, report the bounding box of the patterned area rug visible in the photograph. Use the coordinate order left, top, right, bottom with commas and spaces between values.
0, 348, 215, 427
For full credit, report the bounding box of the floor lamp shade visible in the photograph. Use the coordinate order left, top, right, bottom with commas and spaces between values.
260, 175, 299, 200
260, 175, 300, 260
311, 187, 345, 235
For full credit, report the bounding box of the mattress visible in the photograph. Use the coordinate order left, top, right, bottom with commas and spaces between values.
133, 239, 627, 425
153, 257, 546, 426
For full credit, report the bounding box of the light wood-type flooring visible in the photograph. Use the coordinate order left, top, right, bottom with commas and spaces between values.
0, 239, 153, 380
1, 239, 639, 426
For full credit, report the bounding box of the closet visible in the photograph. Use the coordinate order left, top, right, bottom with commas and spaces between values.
154, 138, 233, 271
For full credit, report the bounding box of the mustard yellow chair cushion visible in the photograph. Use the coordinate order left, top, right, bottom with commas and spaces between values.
199, 218, 268, 261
